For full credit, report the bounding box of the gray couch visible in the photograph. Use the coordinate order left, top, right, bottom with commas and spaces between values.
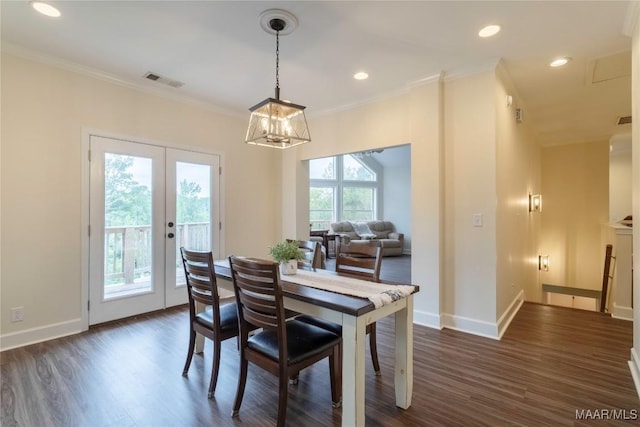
329, 220, 404, 256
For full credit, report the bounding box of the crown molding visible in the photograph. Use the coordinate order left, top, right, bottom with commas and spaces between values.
312, 72, 443, 118
310, 85, 412, 118
0, 42, 244, 119
406, 72, 443, 88
442, 58, 501, 82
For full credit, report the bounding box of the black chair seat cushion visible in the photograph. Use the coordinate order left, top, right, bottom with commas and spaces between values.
248, 320, 341, 365
195, 302, 239, 333
296, 315, 342, 335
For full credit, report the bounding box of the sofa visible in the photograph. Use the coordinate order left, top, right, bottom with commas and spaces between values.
329, 220, 404, 256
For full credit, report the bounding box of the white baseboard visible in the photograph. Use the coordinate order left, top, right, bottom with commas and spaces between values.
0, 293, 524, 350
441, 313, 500, 340
0, 318, 82, 352
497, 290, 525, 339
439, 291, 524, 340
612, 303, 634, 321
629, 348, 640, 398
413, 309, 442, 329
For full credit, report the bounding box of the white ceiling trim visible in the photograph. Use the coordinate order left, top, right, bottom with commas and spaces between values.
442, 58, 502, 83
312, 71, 444, 119
310, 84, 412, 119
406, 72, 443, 89
0, 42, 243, 119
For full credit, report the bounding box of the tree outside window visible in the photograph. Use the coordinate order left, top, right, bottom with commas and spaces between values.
309, 154, 379, 229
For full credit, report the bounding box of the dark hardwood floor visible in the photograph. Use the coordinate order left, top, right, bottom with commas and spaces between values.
1, 302, 638, 426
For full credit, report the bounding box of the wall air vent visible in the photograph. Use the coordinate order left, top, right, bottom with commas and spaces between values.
616, 116, 632, 125
143, 72, 184, 88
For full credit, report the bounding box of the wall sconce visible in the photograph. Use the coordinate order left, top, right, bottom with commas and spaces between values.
538, 255, 549, 271
529, 194, 542, 212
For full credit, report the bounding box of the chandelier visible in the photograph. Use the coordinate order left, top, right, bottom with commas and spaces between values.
245, 9, 311, 149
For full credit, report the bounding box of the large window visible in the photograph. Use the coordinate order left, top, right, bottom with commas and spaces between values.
309, 154, 380, 230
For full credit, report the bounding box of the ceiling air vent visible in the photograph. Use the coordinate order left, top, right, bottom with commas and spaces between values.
143, 72, 184, 88
617, 116, 632, 125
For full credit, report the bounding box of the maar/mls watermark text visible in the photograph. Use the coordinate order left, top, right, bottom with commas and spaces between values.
576, 408, 638, 421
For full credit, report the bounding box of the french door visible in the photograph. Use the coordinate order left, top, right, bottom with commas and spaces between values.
88, 135, 220, 325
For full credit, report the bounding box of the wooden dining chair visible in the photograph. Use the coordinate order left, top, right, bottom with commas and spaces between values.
228, 256, 342, 427
289, 239, 324, 270
180, 248, 242, 399
297, 241, 383, 375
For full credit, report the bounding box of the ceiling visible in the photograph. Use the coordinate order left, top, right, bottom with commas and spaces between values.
1, 1, 634, 146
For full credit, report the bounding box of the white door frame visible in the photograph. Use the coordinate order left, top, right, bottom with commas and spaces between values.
80, 128, 226, 330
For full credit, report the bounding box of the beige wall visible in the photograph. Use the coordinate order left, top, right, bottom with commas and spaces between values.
540, 141, 609, 291
285, 79, 445, 327
0, 54, 280, 346
443, 70, 498, 330
495, 62, 541, 311
0, 54, 551, 345
281, 66, 540, 338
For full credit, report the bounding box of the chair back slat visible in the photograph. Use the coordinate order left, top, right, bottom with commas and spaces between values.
228, 255, 343, 422
229, 256, 286, 334
180, 248, 220, 307
287, 239, 322, 270
335, 242, 383, 282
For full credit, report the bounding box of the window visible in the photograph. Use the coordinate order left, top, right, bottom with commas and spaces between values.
309, 154, 380, 229
309, 186, 335, 230
342, 187, 375, 220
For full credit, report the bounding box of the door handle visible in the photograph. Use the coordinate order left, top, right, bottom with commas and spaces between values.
167, 233, 175, 239
168, 222, 174, 227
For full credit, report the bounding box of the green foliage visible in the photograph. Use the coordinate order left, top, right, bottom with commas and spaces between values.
104, 155, 209, 227
176, 179, 209, 223
105, 154, 152, 226
342, 187, 374, 221
269, 240, 304, 263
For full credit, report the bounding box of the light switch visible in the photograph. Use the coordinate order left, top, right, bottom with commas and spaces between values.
472, 213, 483, 227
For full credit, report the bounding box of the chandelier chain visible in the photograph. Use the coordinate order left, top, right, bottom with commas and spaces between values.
275, 30, 280, 90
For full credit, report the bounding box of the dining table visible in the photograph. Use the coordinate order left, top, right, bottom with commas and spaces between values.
207, 261, 419, 427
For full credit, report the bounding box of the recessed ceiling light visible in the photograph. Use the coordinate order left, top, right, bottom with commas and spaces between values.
30, 1, 61, 17
353, 72, 369, 80
550, 57, 571, 67
478, 25, 501, 38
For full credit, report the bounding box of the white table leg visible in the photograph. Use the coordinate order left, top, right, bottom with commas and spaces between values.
395, 296, 414, 408
341, 314, 367, 427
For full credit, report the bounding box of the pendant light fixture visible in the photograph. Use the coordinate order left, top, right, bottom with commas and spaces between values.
245, 9, 310, 149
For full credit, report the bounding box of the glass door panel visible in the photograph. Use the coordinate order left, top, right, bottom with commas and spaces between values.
165, 148, 220, 307
103, 153, 154, 299
89, 136, 165, 325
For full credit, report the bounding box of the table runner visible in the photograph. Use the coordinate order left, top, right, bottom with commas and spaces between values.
215, 259, 415, 308
284, 269, 415, 308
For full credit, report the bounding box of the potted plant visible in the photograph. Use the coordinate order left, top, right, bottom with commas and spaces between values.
269, 240, 304, 275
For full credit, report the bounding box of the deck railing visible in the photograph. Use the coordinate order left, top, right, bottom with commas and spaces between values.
104, 222, 210, 286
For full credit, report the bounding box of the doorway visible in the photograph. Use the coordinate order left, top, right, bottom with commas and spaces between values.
88, 135, 220, 325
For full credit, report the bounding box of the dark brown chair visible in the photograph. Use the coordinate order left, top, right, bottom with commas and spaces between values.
297, 241, 383, 374
335, 241, 383, 282
228, 256, 342, 426
289, 239, 324, 270
180, 248, 241, 399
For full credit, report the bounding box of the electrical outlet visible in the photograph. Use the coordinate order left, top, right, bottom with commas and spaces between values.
10, 307, 24, 322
